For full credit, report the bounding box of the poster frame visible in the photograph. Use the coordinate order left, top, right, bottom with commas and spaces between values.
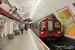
56, 6, 75, 19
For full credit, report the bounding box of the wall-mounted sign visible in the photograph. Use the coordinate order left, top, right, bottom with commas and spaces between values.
57, 6, 75, 35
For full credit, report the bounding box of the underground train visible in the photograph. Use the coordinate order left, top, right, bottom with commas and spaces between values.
31, 14, 63, 40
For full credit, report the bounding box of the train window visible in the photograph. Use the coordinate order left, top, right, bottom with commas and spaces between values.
55, 21, 61, 31
48, 20, 53, 31
40, 21, 46, 31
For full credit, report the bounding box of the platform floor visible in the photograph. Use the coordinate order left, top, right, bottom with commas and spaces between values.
0, 29, 50, 50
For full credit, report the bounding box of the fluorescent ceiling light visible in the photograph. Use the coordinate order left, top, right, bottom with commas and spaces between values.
29, 0, 41, 19
18, 1, 36, 8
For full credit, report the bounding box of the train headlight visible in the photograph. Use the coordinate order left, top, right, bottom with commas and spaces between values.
41, 32, 46, 34
58, 31, 60, 33
41, 32, 43, 34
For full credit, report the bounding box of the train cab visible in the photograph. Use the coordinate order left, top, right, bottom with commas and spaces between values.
39, 17, 62, 39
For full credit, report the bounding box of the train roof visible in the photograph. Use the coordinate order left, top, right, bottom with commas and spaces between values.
38, 14, 57, 24
45, 13, 56, 18
38, 13, 56, 23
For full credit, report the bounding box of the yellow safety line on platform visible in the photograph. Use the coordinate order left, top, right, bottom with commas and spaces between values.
32, 32, 45, 50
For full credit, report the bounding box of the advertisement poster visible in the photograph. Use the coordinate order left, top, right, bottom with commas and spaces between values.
3, 19, 6, 37
0, 18, 6, 39
0, 32, 1, 39
0, 18, 3, 39
57, 7, 75, 35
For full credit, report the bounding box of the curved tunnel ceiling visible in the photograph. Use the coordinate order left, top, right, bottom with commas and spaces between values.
8, 0, 75, 22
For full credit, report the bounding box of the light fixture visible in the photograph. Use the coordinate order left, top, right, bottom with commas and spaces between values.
21, 6, 25, 14
22, 6, 23, 12
18, 6, 25, 14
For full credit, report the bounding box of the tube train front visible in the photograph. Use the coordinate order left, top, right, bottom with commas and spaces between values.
39, 17, 62, 38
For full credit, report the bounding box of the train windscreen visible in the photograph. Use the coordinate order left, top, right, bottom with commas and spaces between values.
40, 21, 46, 31
55, 21, 61, 31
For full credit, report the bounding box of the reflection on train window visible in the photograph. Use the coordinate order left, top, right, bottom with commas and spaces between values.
48, 20, 53, 31
55, 21, 61, 31
41, 21, 46, 31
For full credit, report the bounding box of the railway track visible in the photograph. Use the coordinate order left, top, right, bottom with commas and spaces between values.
43, 40, 75, 50
49, 41, 75, 50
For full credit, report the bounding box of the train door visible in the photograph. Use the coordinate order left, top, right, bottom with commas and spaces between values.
47, 20, 53, 35
40, 20, 47, 37
54, 20, 61, 37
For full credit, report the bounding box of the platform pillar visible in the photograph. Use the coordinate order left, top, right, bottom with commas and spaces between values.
8, 20, 14, 39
